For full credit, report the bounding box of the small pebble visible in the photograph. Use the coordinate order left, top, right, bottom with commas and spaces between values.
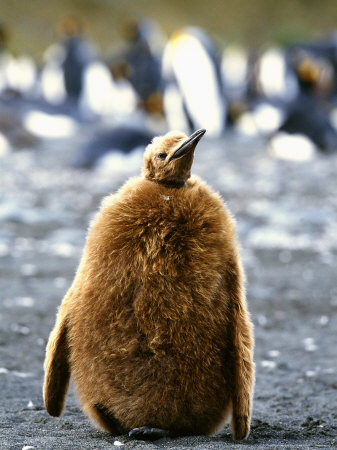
0, 242, 9, 256
257, 315, 267, 327
303, 337, 317, 352
20, 264, 37, 276
11, 324, 30, 335
53, 277, 67, 288
15, 297, 35, 307
305, 370, 316, 378
261, 360, 276, 370
323, 368, 335, 374
12, 371, 33, 378
51, 243, 75, 257
319, 315, 329, 326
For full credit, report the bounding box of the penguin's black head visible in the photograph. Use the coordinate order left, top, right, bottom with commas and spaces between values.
143, 129, 206, 187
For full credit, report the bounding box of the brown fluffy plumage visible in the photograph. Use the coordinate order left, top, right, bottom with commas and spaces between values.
43, 129, 255, 440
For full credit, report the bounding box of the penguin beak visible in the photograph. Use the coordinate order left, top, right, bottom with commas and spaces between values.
169, 129, 206, 161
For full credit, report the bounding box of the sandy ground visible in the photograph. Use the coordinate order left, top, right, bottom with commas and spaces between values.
0, 118, 337, 449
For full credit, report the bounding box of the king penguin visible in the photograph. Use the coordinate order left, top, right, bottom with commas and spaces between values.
43, 128, 255, 441
162, 28, 226, 137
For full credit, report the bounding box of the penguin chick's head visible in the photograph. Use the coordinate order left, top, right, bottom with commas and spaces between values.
143, 129, 206, 187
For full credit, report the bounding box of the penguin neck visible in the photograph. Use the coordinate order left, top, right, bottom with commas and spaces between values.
153, 179, 187, 189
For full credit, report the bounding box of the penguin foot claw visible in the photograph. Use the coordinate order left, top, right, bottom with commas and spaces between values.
129, 426, 170, 440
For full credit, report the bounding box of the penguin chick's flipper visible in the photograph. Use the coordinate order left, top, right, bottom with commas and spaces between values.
226, 257, 254, 441
232, 414, 250, 441
94, 403, 126, 435
43, 318, 70, 417
129, 426, 171, 441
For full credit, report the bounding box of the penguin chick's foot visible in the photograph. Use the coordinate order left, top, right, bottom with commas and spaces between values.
94, 403, 125, 435
129, 426, 171, 441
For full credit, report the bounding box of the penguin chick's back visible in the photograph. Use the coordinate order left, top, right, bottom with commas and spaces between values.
82, 174, 236, 309
67, 174, 241, 433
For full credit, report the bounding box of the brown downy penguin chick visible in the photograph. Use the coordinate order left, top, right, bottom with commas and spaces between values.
43, 129, 255, 441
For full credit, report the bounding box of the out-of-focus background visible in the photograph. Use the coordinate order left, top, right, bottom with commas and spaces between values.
1, 1, 337, 449
2, 0, 337, 157
3, 0, 337, 55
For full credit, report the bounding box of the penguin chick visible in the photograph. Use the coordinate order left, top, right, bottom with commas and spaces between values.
43, 128, 255, 441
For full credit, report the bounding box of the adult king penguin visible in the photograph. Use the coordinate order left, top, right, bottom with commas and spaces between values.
43, 129, 255, 441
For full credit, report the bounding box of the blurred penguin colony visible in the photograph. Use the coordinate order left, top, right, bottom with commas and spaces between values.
1, 17, 337, 166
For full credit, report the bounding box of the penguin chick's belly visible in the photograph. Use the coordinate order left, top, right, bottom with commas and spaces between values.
68, 309, 232, 435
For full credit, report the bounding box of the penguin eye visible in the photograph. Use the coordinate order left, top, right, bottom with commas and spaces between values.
157, 153, 167, 160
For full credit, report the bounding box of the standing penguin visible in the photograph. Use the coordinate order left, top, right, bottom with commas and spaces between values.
162, 28, 226, 137
43, 129, 255, 441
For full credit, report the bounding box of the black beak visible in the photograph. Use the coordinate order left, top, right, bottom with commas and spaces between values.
169, 129, 206, 161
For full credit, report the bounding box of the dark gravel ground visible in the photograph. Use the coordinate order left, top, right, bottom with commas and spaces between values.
1, 119, 337, 449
